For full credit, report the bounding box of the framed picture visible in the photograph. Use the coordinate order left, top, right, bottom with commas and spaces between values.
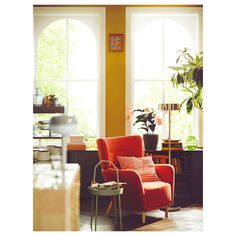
109, 34, 124, 52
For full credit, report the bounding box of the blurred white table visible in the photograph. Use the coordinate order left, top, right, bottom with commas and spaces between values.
33, 162, 80, 231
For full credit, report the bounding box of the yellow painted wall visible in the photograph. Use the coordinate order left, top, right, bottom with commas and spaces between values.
106, 6, 126, 137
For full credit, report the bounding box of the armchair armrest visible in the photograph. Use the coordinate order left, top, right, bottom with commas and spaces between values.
102, 168, 146, 210
102, 168, 144, 194
155, 164, 175, 204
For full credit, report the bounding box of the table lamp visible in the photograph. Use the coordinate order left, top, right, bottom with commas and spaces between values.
158, 103, 181, 164
50, 115, 78, 170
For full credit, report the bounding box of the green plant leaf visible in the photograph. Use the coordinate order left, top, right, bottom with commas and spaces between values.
169, 48, 203, 114
186, 97, 193, 114
193, 68, 203, 89
196, 55, 200, 64
177, 73, 184, 84
186, 53, 194, 61
149, 124, 156, 132
176, 54, 181, 64
180, 96, 191, 106
168, 66, 183, 71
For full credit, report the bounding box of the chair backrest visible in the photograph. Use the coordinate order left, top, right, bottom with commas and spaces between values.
96, 135, 144, 169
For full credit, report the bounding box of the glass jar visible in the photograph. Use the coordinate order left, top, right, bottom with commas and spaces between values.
185, 135, 198, 150
33, 88, 43, 105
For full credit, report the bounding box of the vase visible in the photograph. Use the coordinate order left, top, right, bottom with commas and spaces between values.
185, 135, 198, 150
143, 134, 159, 150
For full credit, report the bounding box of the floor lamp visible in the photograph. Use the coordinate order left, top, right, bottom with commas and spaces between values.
50, 115, 78, 170
158, 103, 181, 211
50, 115, 77, 230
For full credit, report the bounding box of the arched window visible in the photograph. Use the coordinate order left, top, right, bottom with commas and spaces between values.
34, 7, 105, 142
126, 7, 203, 145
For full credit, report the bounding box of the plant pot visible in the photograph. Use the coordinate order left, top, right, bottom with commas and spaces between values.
143, 134, 159, 150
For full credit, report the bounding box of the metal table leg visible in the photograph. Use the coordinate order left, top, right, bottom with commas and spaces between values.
114, 196, 117, 225
90, 196, 94, 231
118, 194, 122, 230
95, 195, 98, 231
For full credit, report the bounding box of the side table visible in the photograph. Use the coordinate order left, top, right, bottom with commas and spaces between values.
88, 160, 124, 231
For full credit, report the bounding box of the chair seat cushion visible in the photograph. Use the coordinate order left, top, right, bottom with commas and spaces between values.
142, 181, 172, 209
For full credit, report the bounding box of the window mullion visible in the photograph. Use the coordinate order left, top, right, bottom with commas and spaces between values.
65, 19, 69, 115
162, 18, 167, 138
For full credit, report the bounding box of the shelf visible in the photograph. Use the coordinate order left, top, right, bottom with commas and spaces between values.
33, 135, 62, 139
33, 105, 65, 114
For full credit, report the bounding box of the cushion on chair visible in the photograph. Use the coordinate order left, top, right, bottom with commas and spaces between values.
117, 156, 160, 182
142, 181, 172, 209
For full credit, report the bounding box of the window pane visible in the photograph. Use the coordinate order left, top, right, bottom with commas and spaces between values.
164, 19, 194, 73
133, 20, 163, 80
37, 20, 66, 80
68, 19, 97, 80
68, 82, 97, 138
164, 81, 193, 140
134, 81, 163, 108
133, 81, 164, 136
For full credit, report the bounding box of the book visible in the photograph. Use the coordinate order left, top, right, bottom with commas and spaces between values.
67, 143, 86, 151
91, 181, 127, 190
162, 143, 183, 148
162, 139, 181, 143
69, 135, 85, 144
161, 147, 183, 151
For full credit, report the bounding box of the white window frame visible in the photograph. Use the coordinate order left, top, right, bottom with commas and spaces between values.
33, 7, 106, 137
126, 7, 203, 142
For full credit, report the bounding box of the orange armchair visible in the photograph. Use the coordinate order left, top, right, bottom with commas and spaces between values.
96, 135, 175, 223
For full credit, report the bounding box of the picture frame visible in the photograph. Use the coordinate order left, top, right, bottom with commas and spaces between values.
109, 34, 124, 52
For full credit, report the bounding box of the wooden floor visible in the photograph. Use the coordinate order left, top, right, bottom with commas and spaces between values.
80, 199, 203, 231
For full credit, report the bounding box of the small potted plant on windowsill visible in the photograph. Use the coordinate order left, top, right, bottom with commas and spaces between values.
132, 108, 163, 150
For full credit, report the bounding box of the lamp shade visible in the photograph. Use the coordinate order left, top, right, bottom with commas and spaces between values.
158, 103, 181, 111
50, 115, 77, 136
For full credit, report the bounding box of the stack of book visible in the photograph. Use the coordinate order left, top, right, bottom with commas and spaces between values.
67, 135, 86, 151
161, 139, 183, 151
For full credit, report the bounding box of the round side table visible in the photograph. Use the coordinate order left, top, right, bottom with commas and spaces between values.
89, 160, 124, 231
88, 186, 123, 231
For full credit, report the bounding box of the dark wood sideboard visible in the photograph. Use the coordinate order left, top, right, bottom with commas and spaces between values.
67, 149, 203, 207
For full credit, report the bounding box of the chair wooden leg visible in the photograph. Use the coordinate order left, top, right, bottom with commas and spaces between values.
165, 206, 169, 218
142, 212, 146, 224
105, 200, 113, 216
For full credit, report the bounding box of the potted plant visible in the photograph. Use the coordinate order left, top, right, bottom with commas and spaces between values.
132, 108, 163, 150
169, 48, 203, 114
